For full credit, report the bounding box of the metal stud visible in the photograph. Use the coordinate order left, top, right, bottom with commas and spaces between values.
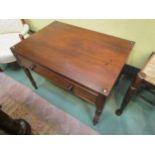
103, 89, 107, 94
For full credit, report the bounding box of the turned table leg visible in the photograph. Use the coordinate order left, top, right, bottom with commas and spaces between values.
93, 94, 106, 125
23, 67, 38, 89
0, 109, 31, 135
116, 72, 145, 116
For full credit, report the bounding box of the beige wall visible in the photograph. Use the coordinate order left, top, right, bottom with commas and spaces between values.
26, 19, 155, 69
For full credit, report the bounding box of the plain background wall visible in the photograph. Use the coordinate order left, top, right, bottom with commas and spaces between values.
26, 19, 155, 69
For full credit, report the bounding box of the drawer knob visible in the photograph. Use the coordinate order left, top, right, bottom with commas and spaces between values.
67, 84, 74, 92
29, 64, 36, 70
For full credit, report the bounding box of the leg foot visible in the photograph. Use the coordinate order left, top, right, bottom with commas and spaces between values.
93, 95, 106, 125
93, 112, 101, 125
115, 109, 122, 116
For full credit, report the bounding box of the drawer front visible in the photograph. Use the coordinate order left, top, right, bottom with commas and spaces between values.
73, 86, 97, 104
17, 55, 98, 104
35, 64, 72, 91
34, 65, 98, 104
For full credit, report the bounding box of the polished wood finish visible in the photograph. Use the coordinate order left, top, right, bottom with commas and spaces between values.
11, 21, 134, 124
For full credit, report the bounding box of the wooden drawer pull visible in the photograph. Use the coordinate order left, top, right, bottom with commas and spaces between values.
67, 84, 74, 92
29, 64, 36, 70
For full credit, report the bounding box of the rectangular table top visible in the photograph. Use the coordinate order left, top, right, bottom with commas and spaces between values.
12, 21, 135, 96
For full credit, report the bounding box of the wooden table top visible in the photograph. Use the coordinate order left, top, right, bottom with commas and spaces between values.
13, 21, 135, 96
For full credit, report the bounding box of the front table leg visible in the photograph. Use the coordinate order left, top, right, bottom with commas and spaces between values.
93, 94, 106, 125
23, 67, 38, 89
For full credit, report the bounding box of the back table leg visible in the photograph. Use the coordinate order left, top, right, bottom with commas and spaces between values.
23, 67, 38, 89
93, 94, 106, 125
116, 72, 145, 116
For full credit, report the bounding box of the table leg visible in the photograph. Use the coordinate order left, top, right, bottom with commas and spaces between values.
93, 94, 106, 125
116, 72, 145, 116
23, 67, 38, 89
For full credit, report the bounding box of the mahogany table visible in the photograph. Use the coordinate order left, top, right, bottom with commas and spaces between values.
11, 21, 135, 125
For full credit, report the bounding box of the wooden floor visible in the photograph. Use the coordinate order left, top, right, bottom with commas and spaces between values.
0, 72, 98, 135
